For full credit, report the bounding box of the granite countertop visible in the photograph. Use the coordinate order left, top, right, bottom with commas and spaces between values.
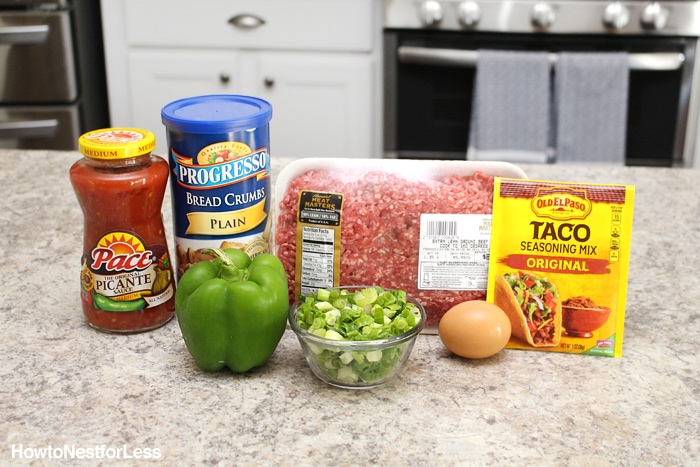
1, 150, 698, 466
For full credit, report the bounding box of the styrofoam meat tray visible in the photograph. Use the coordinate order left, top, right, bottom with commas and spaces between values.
274, 158, 528, 224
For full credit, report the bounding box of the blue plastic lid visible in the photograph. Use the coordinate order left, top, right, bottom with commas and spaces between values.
161, 94, 272, 134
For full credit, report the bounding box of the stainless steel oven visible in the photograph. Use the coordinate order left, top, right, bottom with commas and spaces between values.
383, 0, 700, 167
0, 0, 108, 149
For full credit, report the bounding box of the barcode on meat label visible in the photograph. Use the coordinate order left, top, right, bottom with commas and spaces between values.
426, 221, 458, 237
418, 214, 492, 291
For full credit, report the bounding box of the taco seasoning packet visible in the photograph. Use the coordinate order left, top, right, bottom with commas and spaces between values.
486, 178, 635, 358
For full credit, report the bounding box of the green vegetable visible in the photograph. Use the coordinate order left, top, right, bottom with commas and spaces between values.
294, 286, 422, 384
175, 248, 290, 373
503, 271, 559, 329
93, 293, 145, 312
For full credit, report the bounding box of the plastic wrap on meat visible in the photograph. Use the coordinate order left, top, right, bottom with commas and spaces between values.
275, 169, 495, 327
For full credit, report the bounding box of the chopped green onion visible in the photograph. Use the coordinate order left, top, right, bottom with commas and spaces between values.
294, 286, 422, 383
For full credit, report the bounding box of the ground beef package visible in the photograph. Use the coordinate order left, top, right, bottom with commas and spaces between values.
274, 158, 527, 330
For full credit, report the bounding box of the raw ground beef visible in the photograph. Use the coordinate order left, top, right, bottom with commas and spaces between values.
275, 169, 495, 327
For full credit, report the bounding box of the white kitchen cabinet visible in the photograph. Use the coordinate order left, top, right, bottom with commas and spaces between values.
100, 0, 382, 158
251, 52, 374, 159
126, 49, 241, 153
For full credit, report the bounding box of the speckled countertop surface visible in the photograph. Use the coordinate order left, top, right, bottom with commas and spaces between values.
1, 151, 698, 466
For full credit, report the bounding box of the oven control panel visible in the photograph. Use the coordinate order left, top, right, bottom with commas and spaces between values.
385, 0, 700, 36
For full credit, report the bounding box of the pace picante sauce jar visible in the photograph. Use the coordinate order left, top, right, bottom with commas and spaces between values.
70, 128, 176, 333
161, 95, 273, 279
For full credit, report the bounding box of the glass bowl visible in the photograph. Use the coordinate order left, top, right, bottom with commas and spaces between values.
288, 288, 426, 389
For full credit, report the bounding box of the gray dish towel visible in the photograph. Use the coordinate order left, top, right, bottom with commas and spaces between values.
468, 50, 551, 163
554, 52, 629, 164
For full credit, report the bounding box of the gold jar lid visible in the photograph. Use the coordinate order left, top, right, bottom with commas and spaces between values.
78, 128, 156, 160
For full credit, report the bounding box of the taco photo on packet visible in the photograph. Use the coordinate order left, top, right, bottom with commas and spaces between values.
494, 271, 562, 347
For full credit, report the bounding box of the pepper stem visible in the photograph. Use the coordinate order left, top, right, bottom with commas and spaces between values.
204, 248, 250, 282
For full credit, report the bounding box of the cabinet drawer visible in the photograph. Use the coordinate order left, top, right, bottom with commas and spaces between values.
123, 0, 374, 52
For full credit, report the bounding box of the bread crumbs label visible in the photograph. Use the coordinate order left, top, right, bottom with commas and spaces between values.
486, 178, 634, 358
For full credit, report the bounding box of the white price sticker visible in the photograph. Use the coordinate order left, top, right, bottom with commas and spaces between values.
417, 214, 492, 291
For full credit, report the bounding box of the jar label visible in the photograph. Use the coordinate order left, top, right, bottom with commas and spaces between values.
80, 231, 175, 312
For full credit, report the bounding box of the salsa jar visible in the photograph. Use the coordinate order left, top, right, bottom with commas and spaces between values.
70, 128, 176, 333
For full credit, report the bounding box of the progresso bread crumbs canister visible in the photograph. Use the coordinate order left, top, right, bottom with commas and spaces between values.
161, 95, 273, 279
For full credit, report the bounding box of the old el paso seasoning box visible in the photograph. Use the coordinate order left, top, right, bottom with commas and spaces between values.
162, 95, 272, 278
487, 178, 635, 358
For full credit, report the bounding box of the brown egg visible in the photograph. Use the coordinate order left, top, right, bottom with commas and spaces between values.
438, 300, 512, 359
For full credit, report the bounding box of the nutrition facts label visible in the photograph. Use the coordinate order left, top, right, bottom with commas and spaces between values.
296, 191, 344, 296
299, 226, 335, 294
418, 214, 492, 291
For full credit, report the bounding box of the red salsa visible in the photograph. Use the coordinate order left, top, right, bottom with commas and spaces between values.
70, 128, 176, 333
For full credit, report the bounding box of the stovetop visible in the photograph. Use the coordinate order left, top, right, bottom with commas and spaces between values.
385, 0, 700, 36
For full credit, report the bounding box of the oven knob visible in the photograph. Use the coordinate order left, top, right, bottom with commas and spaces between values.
458, 1, 481, 28
603, 2, 631, 30
640, 2, 670, 30
418, 0, 444, 27
531, 2, 556, 30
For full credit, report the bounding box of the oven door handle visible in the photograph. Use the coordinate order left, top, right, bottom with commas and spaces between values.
397, 46, 685, 71
0, 25, 50, 45
0, 119, 59, 139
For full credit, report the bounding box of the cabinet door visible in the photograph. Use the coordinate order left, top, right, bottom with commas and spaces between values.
251, 52, 375, 159
127, 49, 239, 154
124, 0, 374, 52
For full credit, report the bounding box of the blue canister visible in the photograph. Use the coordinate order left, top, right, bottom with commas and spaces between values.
161, 95, 273, 278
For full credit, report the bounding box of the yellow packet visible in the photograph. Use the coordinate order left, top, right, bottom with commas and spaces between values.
486, 178, 634, 357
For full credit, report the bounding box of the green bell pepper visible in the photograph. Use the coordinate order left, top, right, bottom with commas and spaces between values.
175, 248, 290, 373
